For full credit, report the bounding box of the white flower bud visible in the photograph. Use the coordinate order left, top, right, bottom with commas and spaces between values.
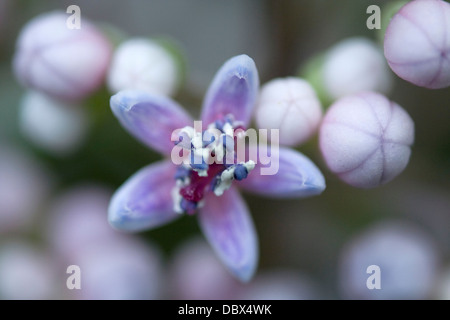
255, 77, 322, 146
107, 38, 179, 96
20, 91, 89, 156
13, 11, 112, 101
322, 37, 392, 100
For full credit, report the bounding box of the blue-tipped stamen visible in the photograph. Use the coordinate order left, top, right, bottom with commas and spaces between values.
214, 119, 224, 132
175, 131, 192, 149
174, 165, 192, 181
233, 164, 248, 181
171, 114, 255, 214
202, 132, 216, 147
190, 151, 208, 171
222, 134, 234, 151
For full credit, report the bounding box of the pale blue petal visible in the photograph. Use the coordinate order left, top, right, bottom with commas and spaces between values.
110, 90, 193, 155
108, 160, 179, 232
198, 187, 258, 282
201, 55, 259, 127
238, 147, 326, 198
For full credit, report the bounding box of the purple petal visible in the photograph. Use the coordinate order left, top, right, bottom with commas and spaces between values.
201, 55, 259, 127
238, 147, 326, 198
108, 160, 179, 232
110, 90, 193, 155
198, 187, 258, 282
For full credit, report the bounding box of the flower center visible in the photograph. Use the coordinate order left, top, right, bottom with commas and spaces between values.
171, 114, 255, 214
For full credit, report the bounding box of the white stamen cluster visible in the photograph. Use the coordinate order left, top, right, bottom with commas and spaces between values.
176, 118, 242, 175
171, 116, 256, 214
214, 161, 255, 196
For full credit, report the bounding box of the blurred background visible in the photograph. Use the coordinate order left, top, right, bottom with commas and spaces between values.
0, 0, 449, 299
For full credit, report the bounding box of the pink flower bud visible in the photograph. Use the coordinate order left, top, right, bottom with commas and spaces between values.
13, 11, 112, 101
46, 185, 117, 256
255, 77, 322, 146
384, 0, 450, 89
46, 185, 164, 300
320, 92, 414, 188
339, 221, 439, 300
169, 238, 240, 299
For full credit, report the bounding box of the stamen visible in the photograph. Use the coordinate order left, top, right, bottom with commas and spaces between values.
174, 165, 192, 181
203, 133, 215, 147
222, 122, 234, 136
213, 160, 255, 196
172, 114, 254, 214
180, 163, 224, 202
213, 166, 234, 196
233, 164, 248, 181
180, 198, 197, 215
175, 132, 191, 150
190, 151, 208, 175
214, 119, 224, 132
222, 134, 234, 151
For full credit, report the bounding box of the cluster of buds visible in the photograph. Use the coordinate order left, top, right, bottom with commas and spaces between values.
9, 0, 448, 287
13, 11, 181, 156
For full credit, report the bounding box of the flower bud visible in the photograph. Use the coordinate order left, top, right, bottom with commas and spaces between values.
169, 238, 240, 300
74, 238, 163, 300
320, 92, 414, 188
46, 185, 164, 300
107, 38, 180, 96
46, 185, 117, 256
13, 11, 112, 101
20, 91, 89, 156
255, 77, 322, 146
339, 221, 439, 300
0, 242, 57, 299
384, 0, 450, 89
322, 37, 392, 100
238, 270, 321, 300
0, 144, 52, 233
376, 1, 409, 45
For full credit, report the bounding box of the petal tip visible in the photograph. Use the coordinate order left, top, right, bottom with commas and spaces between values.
201, 54, 259, 125
107, 199, 134, 232
232, 261, 257, 283
109, 90, 148, 113
303, 180, 326, 197
304, 171, 327, 196
107, 188, 148, 233
228, 54, 258, 83
109, 92, 122, 114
